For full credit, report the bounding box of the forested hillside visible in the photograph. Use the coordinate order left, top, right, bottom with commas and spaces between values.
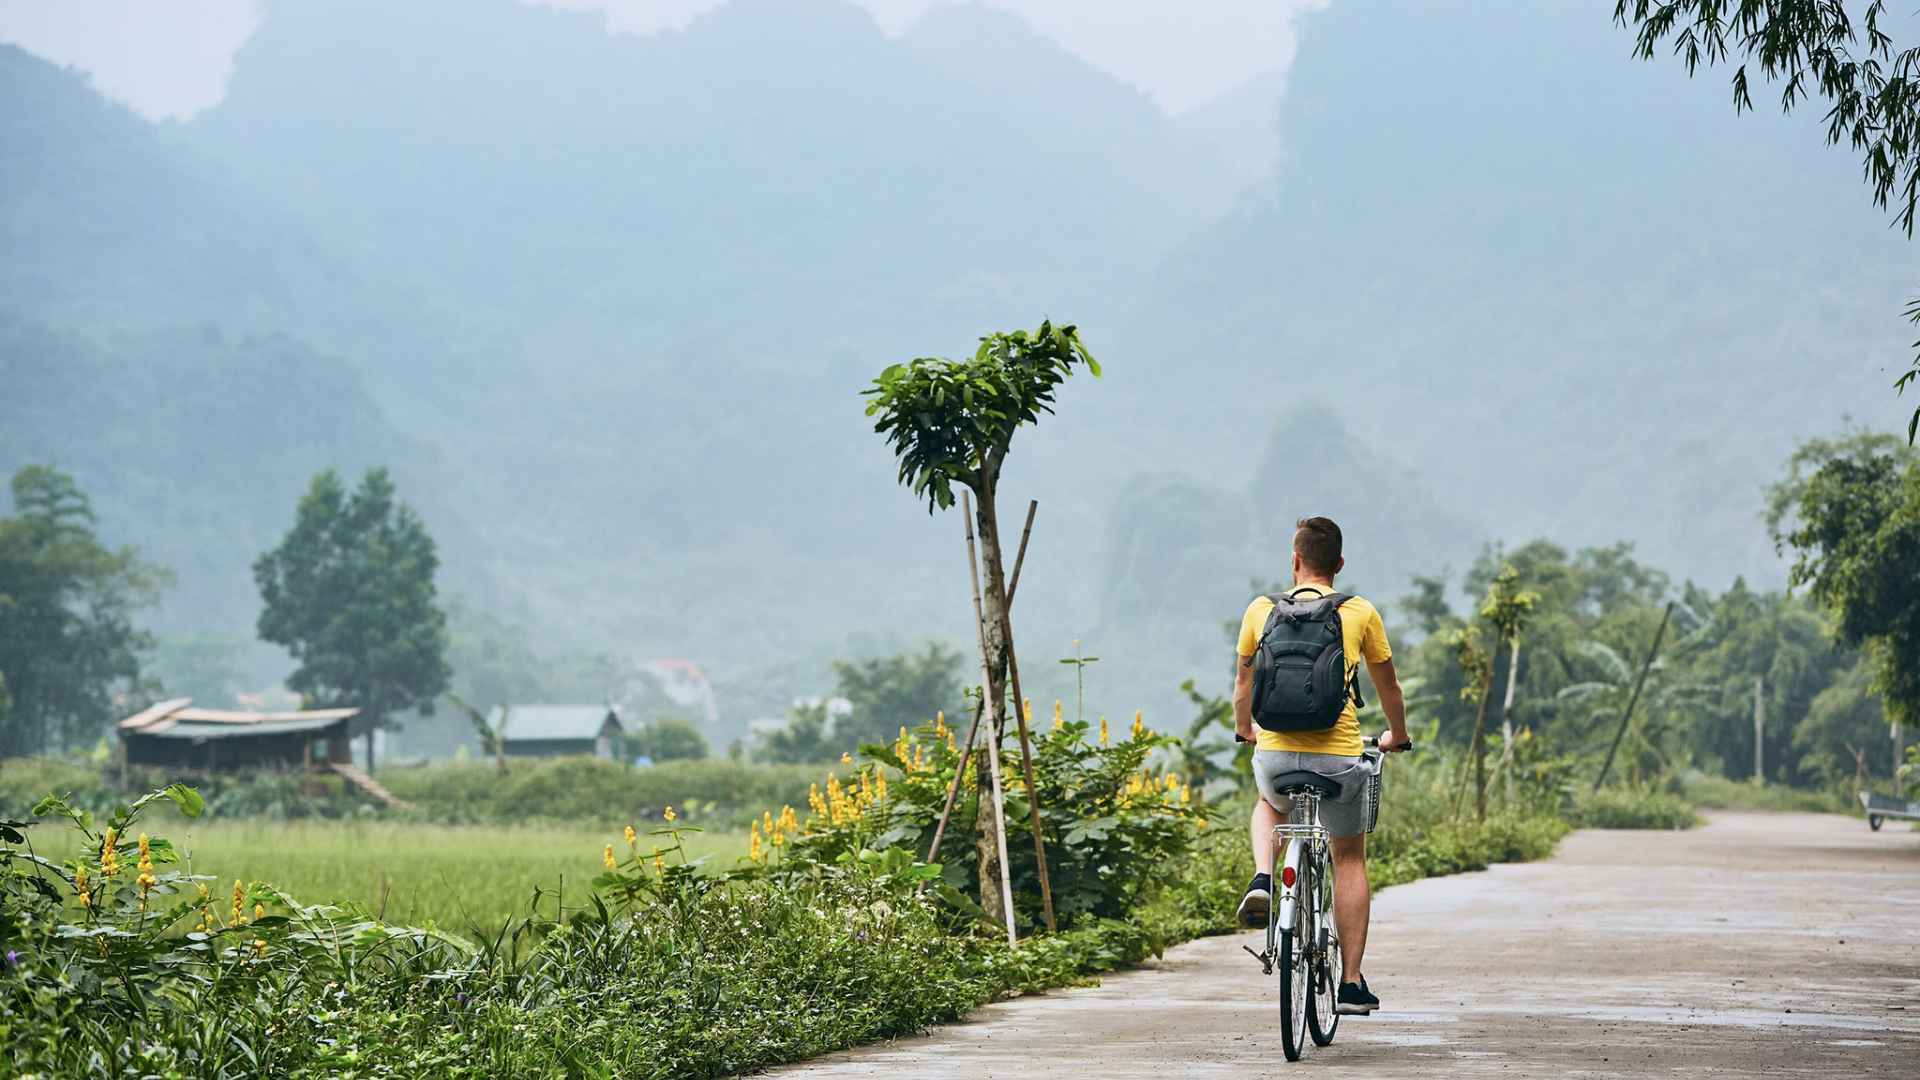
3, 0, 1910, 734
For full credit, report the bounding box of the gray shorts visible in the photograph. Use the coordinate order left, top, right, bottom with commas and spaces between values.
1252, 750, 1374, 839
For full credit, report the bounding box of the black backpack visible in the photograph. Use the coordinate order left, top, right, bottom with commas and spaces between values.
1251, 588, 1365, 732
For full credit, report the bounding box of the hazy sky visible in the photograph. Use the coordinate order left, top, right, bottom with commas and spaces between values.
0, 0, 1326, 119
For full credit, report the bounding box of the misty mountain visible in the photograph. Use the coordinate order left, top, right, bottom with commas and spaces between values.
1122, 0, 1915, 584
0, 315, 477, 633
5, 0, 1914, 739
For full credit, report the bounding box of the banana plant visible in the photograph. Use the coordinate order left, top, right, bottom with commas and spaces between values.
447, 693, 508, 775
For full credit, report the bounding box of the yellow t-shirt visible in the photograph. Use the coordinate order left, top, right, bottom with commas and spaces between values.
1236, 586, 1392, 757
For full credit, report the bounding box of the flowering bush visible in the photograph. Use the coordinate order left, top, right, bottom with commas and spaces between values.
744, 704, 1211, 928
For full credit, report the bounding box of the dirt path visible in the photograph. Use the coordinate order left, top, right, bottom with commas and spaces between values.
767, 812, 1920, 1078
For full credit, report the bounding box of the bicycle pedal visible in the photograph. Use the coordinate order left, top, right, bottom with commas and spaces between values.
1240, 944, 1274, 976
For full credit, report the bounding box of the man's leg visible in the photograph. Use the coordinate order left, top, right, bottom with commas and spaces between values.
1329, 833, 1369, 984
1250, 796, 1282, 874
1237, 796, 1284, 926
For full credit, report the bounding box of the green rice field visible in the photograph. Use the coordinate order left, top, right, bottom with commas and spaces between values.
45, 815, 751, 934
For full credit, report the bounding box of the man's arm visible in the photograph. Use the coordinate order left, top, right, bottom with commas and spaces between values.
1367, 656, 1411, 751
1233, 652, 1256, 743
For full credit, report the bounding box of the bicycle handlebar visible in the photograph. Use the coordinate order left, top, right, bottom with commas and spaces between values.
1231, 733, 1415, 751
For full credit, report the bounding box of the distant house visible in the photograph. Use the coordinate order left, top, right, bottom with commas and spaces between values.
491, 704, 624, 759
117, 698, 359, 772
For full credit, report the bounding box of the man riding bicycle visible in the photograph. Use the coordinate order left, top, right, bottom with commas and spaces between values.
1233, 516, 1411, 1016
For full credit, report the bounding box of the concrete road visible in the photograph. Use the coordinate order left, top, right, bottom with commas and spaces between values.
767, 813, 1920, 1078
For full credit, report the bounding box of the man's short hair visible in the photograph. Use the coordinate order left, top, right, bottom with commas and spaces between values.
1294, 516, 1343, 576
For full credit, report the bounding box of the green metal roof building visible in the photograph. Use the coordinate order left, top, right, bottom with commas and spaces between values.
488, 704, 624, 759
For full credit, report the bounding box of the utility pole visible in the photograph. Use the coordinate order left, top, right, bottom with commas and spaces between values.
1895, 720, 1906, 797
1753, 676, 1765, 785
1058, 639, 1100, 726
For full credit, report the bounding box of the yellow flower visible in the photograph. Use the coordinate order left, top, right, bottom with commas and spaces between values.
663, 805, 677, 823
134, 834, 158, 903
253, 937, 268, 960
99, 827, 119, 878
1098, 716, 1108, 746
874, 771, 889, 802
253, 903, 266, 922
603, 844, 616, 870
231, 879, 246, 924
1132, 710, 1145, 739
934, 710, 946, 737
653, 852, 666, 875
1052, 700, 1063, 730
840, 752, 853, 765
1023, 699, 1033, 725
74, 863, 91, 909
624, 824, 637, 849
781, 806, 798, 831
1179, 783, 1192, 807
748, 821, 764, 862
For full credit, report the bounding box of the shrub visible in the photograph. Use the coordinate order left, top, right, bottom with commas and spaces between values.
377, 757, 828, 825
0, 757, 368, 820
763, 714, 1206, 929
1570, 786, 1700, 829
636, 716, 709, 761
1680, 771, 1853, 813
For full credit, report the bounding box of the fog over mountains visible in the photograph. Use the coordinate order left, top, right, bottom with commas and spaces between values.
4, 0, 1910, 738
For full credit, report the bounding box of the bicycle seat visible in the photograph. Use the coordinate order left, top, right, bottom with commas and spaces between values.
1270, 771, 1340, 798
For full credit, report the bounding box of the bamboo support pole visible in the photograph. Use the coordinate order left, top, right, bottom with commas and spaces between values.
1006, 500, 1038, 608
962, 491, 1018, 945
1593, 602, 1674, 791
927, 498, 1033, 866
926, 693, 983, 864
996, 500, 1055, 931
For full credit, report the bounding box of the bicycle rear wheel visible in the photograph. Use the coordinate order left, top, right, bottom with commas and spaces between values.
1276, 868, 1311, 1061
1307, 854, 1341, 1046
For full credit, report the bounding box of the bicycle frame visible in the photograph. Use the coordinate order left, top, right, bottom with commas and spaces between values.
1272, 790, 1327, 938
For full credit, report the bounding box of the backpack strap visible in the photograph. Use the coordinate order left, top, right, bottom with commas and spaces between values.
1292, 590, 1367, 709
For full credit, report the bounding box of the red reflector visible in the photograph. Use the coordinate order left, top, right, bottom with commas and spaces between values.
1280, 866, 1296, 888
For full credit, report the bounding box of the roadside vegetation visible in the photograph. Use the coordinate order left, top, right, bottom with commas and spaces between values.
1, 705, 1569, 1078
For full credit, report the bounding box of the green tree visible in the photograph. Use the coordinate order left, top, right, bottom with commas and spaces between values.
830, 643, 964, 749
1767, 434, 1920, 731
253, 468, 451, 771
1793, 656, 1890, 788
638, 716, 709, 762
760, 700, 836, 764
864, 320, 1098, 926
0, 466, 167, 757
1680, 580, 1856, 783
1614, 1, 1920, 439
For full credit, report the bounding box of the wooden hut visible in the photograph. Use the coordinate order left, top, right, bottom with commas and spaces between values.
118, 698, 358, 771
115, 699, 410, 808
491, 704, 624, 759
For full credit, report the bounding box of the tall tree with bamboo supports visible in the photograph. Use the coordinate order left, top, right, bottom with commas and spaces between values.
864, 320, 1098, 930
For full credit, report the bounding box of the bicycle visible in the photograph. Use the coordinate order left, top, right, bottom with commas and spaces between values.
1240, 734, 1410, 1061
